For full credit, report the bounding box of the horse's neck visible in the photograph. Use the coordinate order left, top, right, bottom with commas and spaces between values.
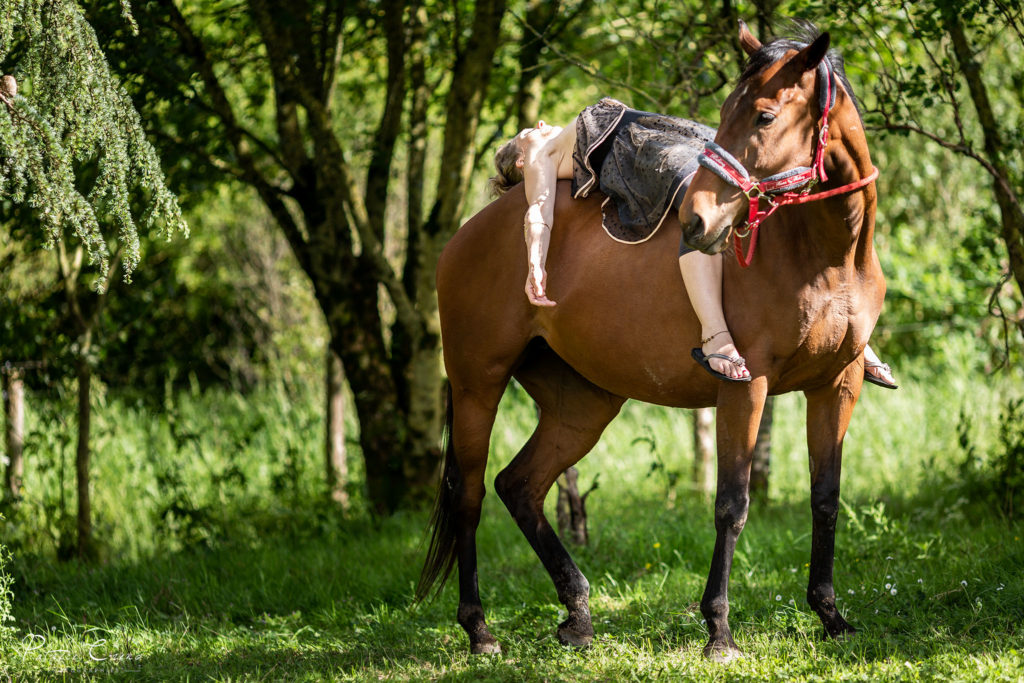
767, 107, 878, 276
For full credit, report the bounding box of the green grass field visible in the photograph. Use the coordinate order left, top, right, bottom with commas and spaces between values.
1, 373, 1023, 681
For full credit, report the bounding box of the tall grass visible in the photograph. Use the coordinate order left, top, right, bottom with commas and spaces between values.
1, 370, 1022, 680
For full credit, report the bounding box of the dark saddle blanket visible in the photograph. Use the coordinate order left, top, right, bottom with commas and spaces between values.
571, 98, 715, 243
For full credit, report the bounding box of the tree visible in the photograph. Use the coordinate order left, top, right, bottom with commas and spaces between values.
850, 0, 1024, 347
0, 0, 186, 557
88, 0, 510, 513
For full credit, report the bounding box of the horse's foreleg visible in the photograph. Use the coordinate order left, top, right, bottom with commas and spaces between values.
496, 352, 624, 648
804, 365, 861, 639
700, 378, 768, 661
451, 387, 505, 654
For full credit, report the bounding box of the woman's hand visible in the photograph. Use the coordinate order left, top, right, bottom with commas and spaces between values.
525, 262, 556, 307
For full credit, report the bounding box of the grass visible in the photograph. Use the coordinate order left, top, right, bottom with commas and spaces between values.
1, 372, 1023, 681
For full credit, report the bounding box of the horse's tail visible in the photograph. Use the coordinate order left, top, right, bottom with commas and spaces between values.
415, 384, 460, 603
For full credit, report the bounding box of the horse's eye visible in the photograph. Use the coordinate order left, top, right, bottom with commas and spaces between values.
756, 112, 776, 126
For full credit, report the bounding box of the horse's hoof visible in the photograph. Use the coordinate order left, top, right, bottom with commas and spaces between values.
470, 638, 502, 655
703, 641, 743, 663
557, 620, 594, 649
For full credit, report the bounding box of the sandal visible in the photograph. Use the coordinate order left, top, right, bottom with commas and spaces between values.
691, 348, 752, 383
864, 361, 898, 390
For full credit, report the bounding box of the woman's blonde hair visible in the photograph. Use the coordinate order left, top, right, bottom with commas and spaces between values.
488, 137, 524, 196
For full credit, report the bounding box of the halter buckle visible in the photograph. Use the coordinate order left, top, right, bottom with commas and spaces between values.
818, 120, 830, 146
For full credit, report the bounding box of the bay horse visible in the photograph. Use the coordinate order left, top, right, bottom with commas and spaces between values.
418, 22, 883, 661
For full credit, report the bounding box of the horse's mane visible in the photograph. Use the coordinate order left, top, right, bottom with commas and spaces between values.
739, 19, 862, 120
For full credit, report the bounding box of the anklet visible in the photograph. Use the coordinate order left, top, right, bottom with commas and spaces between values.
701, 330, 729, 346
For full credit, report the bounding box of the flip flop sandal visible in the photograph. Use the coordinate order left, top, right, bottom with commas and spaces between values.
864, 361, 898, 390
691, 348, 752, 383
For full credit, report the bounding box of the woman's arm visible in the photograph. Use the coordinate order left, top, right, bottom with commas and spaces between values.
523, 152, 557, 306
521, 123, 574, 306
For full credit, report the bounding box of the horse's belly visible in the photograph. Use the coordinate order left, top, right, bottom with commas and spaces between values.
538, 285, 720, 408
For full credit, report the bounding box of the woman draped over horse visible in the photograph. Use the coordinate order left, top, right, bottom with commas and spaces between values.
490, 99, 897, 388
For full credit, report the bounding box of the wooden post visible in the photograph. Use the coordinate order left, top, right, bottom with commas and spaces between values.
750, 396, 774, 501
75, 358, 92, 559
325, 349, 349, 509
3, 366, 25, 500
693, 407, 715, 500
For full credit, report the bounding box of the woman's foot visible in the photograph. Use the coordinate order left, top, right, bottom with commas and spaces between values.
692, 331, 751, 382
864, 361, 898, 389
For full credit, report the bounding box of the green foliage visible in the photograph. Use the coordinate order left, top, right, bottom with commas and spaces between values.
956, 397, 1024, 520
0, 0, 186, 282
833, 0, 1024, 368
96, 188, 326, 393
2, 377, 350, 562
0, 516, 13, 650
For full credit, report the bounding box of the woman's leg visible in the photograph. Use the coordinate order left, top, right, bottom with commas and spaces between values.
679, 251, 750, 380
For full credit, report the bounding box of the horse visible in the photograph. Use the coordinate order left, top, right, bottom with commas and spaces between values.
417, 22, 884, 662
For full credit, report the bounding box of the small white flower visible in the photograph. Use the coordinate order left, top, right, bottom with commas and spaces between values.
885, 583, 892, 590
917, 578, 923, 584
997, 584, 1005, 591
790, 567, 797, 573
886, 574, 892, 579
890, 588, 897, 595
848, 589, 855, 595
776, 594, 782, 601
961, 580, 968, 587
886, 556, 893, 561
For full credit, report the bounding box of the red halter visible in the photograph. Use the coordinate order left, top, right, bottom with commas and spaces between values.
696, 60, 879, 267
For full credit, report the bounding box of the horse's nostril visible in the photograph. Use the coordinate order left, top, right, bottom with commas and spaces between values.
689, 214, 704, 238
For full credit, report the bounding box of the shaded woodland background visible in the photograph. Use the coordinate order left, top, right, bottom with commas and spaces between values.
2, 0, 1023, 568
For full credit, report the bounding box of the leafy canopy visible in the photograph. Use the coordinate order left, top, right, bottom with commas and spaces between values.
0, 0, 186, 283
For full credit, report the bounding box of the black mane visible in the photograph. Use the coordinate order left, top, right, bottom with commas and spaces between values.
739, 20, 861, 117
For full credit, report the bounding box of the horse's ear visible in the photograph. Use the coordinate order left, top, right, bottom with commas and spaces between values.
738, 20, 761, 56
795, 32, 831, 72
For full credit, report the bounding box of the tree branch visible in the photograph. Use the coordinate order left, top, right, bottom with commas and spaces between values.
365, 0, 409, 239
158, 0, 312, 268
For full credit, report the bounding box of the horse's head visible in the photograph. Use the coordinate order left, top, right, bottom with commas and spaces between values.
680, 22, 835, 253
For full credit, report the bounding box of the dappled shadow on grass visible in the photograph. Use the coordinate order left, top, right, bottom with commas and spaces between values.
5, 487, 1023, 679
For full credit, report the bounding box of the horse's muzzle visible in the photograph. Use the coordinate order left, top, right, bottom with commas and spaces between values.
683, 213, 731, 254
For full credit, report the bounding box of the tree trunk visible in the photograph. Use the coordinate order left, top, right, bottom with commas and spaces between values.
3, 367, 25, 501
75, 358, 93, 560
750, 395, 773, 501
515, 0, 559, 130
325, 348, 348, 509
693, 407, 715, 499
137, 0, 508, 514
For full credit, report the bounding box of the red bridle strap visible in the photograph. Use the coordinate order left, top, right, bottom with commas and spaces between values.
733, 165, 879, 267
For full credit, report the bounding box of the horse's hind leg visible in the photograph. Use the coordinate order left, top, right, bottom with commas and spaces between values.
450, 383, 507, 654
495, 349, 625, 648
